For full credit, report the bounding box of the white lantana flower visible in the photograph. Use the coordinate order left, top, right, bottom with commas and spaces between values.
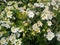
37, 21, 43, 27
56, 31, 60, 41
47, 2, 50, 6
32, 23, 40, 33
28, 11, 35, 18
47, 28, 51, 32
1, 11, 5, 15
5, 6, 14, 12
34, 3, 44, 8
36, 12, 40, 15
0, 37, 8, 45
45, 13, 53, 20
14, 39, 22, 45
6, 11, 12, 18
32, 23, 38, 30
16, 33, 20, 38
46, 29, 55, 41
11, 27, 19, 33
7, 1, 13, 5
39, 3, 44, 8
5, 19, 13, 25
0, 20, 6, 24
0, 11, 5, 18
3, 0, 7, 3
51, 0, 56, 6
41, 6, 53, 20
47, 21, 52, 26
41, 14, 47, 20
9, 34, 17, 44
13, 2, 19, 9
34, 3, 40, 7
1, 23, 10, 29
19, 7, 25, 12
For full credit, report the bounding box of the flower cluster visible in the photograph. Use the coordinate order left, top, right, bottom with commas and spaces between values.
0, 0, 60, 45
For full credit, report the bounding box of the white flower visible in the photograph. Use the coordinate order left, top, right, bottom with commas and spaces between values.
14, 39, 22, 45
13, 3, 19, 9
46, 30, 55, 41
28, 3, 33, 7
0, 37, 8, 45
28, 11, 35, 18
1, 11, 5, 15
1, 23, 10, 28
7, 1, 13, 5
41, 13, 53, 20
51, 0, 56, 6
34, 3, 40, 7
0, 11, 5, 19
56, 31, 60, 41
41, 14, 47, 20
47, 21, 52, 26
47, 28, 51, 32
41, 6, 53, 20
32, 23, 38, 30
9, 34, 17, 44
16, 33, 20, 38
47, 2, 50, 6
34, 3, 44, 8
37, 21, 43, 27
19, 7, 25, 12
39, 3, 44, 8
5, 6, 14, 12
32, 23, 40, 33
36, 12, 40, 15
0, 20, 5, 24
11, 27, 19, 33
46, 14, 53, 20
5, 19, 13, 25
6, 11, 12, 18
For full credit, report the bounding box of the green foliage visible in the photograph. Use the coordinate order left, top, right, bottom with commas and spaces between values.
0, 4, 5, 12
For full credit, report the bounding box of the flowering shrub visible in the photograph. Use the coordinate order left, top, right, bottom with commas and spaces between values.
0, 0, 60, 45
